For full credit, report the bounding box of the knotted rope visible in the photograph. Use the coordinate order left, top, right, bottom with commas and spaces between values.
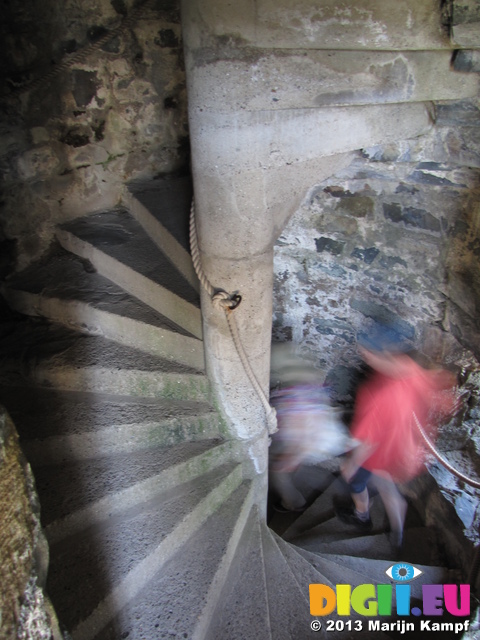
189, 200, 277, 434
413, 411, 480, 489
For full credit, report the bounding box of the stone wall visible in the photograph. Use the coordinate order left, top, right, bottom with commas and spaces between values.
0, 0, 189, 272
0, 406, 60, 639
272, 97, 480, 541
273, 97, 480, 400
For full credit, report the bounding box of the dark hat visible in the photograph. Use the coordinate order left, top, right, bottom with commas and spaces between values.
357, 322, 412, 353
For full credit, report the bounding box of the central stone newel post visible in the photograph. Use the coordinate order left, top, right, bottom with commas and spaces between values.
180, 0, 436, 469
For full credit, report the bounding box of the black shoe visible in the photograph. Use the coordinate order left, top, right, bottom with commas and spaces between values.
334, 504, 373, 532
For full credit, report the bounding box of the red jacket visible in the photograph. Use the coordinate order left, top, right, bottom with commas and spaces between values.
351, 359, 454, 483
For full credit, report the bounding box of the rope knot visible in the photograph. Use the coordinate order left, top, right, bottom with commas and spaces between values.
211, 290, 242, 311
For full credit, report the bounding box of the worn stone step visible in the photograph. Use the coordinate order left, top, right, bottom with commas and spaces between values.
124, 175, 199, 292
21, 412, 224, 466
261, 524, 322, 640
285, 544, 460, 640
204, 508, 272, 640
56, 208, 202, 340
295, 545, 380, 591
2, 247, 204, 369
41, 439, 238, 545
47, 463, 241, 635
294, 545, 449, 599
290, 499, 389, 547
302, 527, 442, 565
33, 438, 223, 529
79, 478, 250, 640
0, 320, 210, 401
0, 387, 225, 464
276, 536, 392, 639
184, 0, 451, 50
192, 488, 262, 640
282, 476, 350, 540
0, 387, 218, 440
268, 464, 338, 536
191, 50, 478, 112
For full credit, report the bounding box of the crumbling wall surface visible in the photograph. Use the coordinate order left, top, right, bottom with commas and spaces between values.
0, 0, 189, 272
0, 405, 59, 639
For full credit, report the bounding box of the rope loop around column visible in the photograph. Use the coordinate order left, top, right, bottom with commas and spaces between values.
189, 198, 278, 435
211, 291, 242, 312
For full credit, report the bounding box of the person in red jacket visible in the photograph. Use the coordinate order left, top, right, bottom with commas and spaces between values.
336, 326, 456, 551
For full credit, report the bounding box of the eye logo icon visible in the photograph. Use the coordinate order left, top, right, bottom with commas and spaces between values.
385, 563, 423, 582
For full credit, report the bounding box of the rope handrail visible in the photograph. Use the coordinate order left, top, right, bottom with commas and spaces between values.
7, 0, 155, 97
189, 200, 277, 434
413, 411, 480, 489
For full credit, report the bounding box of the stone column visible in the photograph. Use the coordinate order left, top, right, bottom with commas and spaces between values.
181, 2, 348, 451
180, 0, 437, 455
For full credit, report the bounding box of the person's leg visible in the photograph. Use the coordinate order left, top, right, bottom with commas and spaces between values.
349, 468, 372, 522
370, 474, 407, 548
351, 487, 369, 516
335, 468, 372, 530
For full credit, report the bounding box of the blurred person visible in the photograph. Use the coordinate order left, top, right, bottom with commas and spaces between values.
269, 344, 355, 512
335, 324, 456, 551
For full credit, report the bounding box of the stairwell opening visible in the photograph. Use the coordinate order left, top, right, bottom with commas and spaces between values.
268, 135, 480, 603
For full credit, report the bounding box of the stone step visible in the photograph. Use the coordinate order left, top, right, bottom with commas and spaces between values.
124, 175, 200, 292
276, 536, 392, 639
192, 479, 262, 640
78, 478, 250, 640
34, 438, 224, 529
268, 465, 339, 536
204, 508, 272, 640
184, 0, 451, 51
0, 387, 218, 441
22, 412, 225, 466
290, 500, 389, 546
295, 546, 449, 600
42, 439, 238, 544
56, 208, 202, 340
285, 545, 460, 640
311, 551, 454, 595
261, 525, 322, 639
0, 320, 210, 401
2, 247, 204, 370
301, 527, 442, 565
47, 463, 242, 635
0, 388, 224, 465
191, 50, 478, 112
282, 476, 350, 540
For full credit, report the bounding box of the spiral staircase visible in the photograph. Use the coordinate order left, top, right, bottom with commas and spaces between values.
0, 174, 475, 639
